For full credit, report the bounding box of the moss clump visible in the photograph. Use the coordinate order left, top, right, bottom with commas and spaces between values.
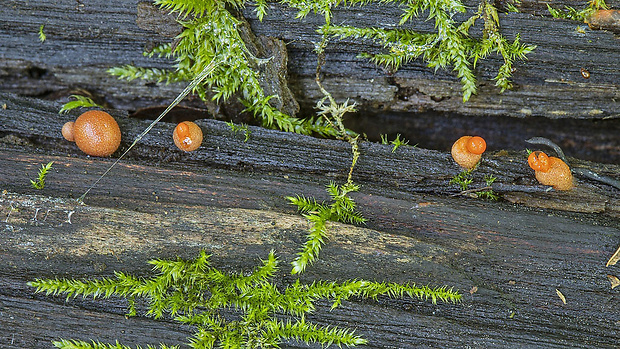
110, 0, 535, 134
30, 250, 461, 348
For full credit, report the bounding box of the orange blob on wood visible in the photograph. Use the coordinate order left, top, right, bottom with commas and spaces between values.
527, 151, 550, 172
61, 121, 75, 142
451, 136, 486, 169
62, 110, 121, 157
586, 9, 620, 32
173, 121, 203, 152
528, 151, 574, 190
466, 136, 486, 155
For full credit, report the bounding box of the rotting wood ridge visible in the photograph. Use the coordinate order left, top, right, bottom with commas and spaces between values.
1, 91, 619, 213
0, 148, 619, 348
1, 0, 619, 119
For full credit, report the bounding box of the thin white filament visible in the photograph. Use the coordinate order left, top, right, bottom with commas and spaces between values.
78, 59, 219, 202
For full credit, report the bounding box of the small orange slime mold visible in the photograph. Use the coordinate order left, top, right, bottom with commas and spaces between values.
62, 110, 121, 157
451, 136, 487, 169
528, 151, 574, 191
173, 121, 203, 152
61, 121, 75, 142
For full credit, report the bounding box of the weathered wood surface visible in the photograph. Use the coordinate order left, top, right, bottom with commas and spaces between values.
1, 93, 619, 348
1, 0, 619, 121
1, 92, 619, 215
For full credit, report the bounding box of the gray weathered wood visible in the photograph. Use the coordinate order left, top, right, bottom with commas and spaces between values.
0, 92, 619, 348
0, 0, 619, 120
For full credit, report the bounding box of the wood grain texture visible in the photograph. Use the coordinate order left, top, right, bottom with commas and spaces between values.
0, 92, 619, 348
0, 0, 619, 119
1, 92, 619, 214
247, 3, 620, 119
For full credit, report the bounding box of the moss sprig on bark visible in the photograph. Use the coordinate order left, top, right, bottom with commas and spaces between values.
30, 250, 461, 349
110, 0, 535, 132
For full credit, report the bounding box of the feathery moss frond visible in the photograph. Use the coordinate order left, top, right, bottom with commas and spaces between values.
263, 318, 368, 347
38, 25, 46, 43
59, 95, 105, 114
289, 182, 366, 274
154, 0, 245, 18
30, 161, 54, 189
32, 250, 460, 349
291, 209, 331, 275
29, 274, 129, 302
299, 279, 462, 309
107, 66, 184, 85
253, 0, 269, 21
52, 339, 178, 349
287, 195, 327, 214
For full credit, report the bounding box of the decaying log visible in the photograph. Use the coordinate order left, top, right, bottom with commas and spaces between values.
1, 0, 619, 120
1, 92, 619, 214
0, 92, 619, 348
2, 0, 619, 164
1, 0, 619, 346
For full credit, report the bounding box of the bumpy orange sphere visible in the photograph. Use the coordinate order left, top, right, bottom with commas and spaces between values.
528, 152, 573, 191
61, 121, 75, 142
451, 136, 486, 169
173, 121, 203, 152
528, 151, 550, 172
72, 110, 121, 157
466, 136, 486, 155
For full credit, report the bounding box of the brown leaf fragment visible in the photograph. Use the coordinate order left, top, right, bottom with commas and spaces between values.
585, 9, 620, 33
607, 275, 620, 289
556, 289, 567, 304
607, 245, 620, 267
469, 286, 478, 295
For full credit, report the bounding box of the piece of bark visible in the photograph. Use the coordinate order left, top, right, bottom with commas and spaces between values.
1, 0, 619, 120
1, 92, 618, 215
136, 1, 183, 38
0, 146, 618, 348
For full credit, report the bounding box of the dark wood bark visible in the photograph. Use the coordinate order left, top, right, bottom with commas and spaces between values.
1, 1, 619, 347
2, 0, 619, 164
0, 93, 619, 348
1, 0, 619, 120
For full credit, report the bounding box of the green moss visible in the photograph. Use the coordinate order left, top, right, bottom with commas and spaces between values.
450, 168, 498, 200
226, 121, 252, 142
59, 95, 103, 114
30, 161, 54, 190
450, 168, 475, 192
30, 250, 460, 348
547, 0, 608, 21
110, 0, 535, 134
287, 182, 366, 274
38, 24, 46, 43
